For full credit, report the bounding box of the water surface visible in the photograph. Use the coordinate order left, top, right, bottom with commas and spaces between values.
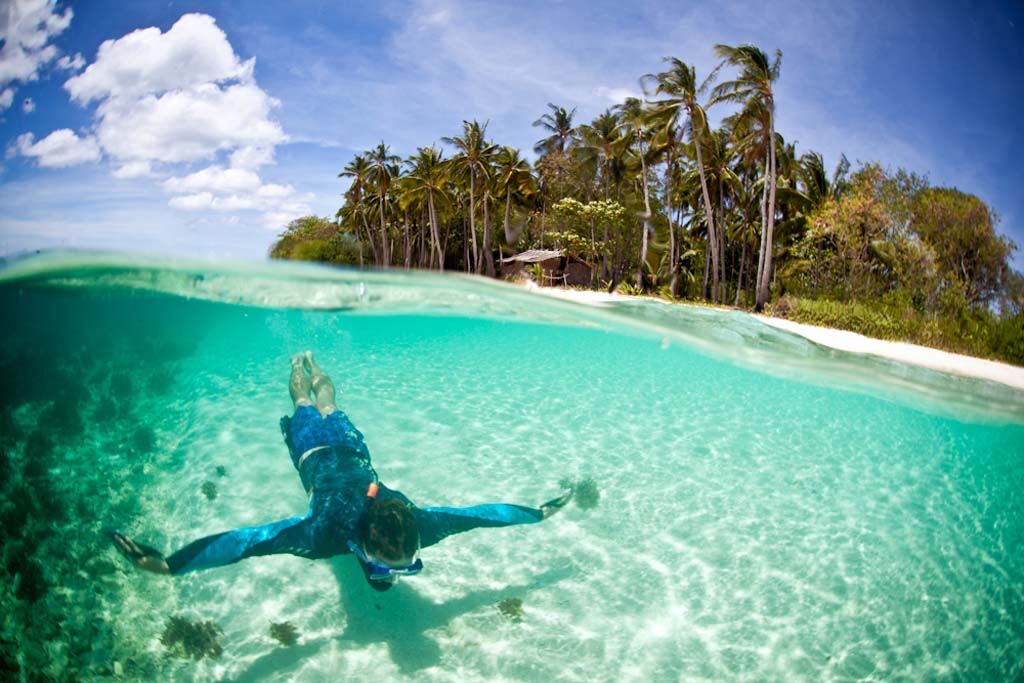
1, 252, 1022, 681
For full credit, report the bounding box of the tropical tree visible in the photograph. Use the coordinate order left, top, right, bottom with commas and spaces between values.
338, 154, 377, 264
532, 103, 578, 155
443, 120, 497, 273
645, 57, 724, 300
799, 151, 850, 211
402, 145, 450, 270
494, 145, 535, 248
615, 97, 658, 288
711, 43, 782, 311
366, 142, 401, 266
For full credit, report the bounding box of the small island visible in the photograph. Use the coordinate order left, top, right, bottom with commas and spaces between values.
270, 44, 1023, 368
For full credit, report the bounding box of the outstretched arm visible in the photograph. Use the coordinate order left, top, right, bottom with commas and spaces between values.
414, 489, 573, 548
109, 516, 315, 576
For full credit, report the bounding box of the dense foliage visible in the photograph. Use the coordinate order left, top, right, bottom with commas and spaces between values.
268, 43, 1023, 364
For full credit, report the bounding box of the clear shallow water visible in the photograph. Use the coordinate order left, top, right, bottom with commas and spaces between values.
1, 252, 1023, 681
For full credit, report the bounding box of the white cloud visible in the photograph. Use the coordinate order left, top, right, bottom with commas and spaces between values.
161, 162, 312, 224
41, 12, 301, 228
163, 165, 261, 194
55, 52, 84, 72
0, 87, 13, 110
15, 129, 100, 167
64, 14, 286, 171
168, 192, 214, 210
21, 97, 35, 113
64, 13, 252, 104
94, 82, 284, 165
0, 0, 73, 97
111, 161, 152, 179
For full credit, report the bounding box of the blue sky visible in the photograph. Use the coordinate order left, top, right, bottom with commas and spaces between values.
1, 0, 1022, 267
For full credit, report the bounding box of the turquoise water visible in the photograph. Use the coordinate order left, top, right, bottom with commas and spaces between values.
1, 252, 1022, 681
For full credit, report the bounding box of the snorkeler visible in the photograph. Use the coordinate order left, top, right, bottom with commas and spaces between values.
110, 351, 572, 591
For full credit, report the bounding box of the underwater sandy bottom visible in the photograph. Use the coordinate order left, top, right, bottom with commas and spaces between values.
3, 291, 1023, 682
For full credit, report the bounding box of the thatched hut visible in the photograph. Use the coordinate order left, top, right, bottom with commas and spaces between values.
500, 249, 594, 286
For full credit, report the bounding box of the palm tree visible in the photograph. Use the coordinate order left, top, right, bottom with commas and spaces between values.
494, 146, 535, 248
799, 151, 850, 210
367, 142, 401, 266
338, 153, 377, 264
711, 43, 782, 311
576, 109, 627, 200
644, 57, 723, 301
443, 121, 497, 273
577, 110, 629, 281
615, 97, 657, 288
532, 103, 578, 155
403, 145, 450, 270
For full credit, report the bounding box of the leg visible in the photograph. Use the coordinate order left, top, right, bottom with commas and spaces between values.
303, 351, 337, 416
289, 353, 313, 408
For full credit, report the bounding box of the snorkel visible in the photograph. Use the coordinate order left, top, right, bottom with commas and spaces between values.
353, 481, 423, 589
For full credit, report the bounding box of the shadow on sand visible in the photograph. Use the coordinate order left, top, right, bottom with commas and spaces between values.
235, 555, 573, 680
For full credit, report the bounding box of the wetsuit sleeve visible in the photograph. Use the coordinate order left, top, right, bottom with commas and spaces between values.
166, 516, 316, 575
413, 504, 543, 549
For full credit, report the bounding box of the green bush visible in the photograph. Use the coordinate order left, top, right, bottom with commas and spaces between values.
774, 296, 1024, 366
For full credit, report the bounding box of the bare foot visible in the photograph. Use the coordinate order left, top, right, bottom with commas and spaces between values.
291, 353, 307, 374
302, 350, 316, 374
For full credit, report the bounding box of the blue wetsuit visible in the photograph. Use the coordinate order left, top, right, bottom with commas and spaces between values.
165, 406, 543, 576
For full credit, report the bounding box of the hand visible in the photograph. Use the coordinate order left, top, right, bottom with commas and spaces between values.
540, 490, 574, 520
108, 530, 171, 575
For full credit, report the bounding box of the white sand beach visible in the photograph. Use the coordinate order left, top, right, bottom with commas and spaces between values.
527, 283, 1024, 391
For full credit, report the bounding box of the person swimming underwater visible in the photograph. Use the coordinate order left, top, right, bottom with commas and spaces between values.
110, 351, 573, 592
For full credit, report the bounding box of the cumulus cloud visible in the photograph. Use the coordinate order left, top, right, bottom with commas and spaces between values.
162, 163, 312, 222
22, 97, 35, 113
15, 129, 100, 167
163, 165, 262, 194
0, 0, 74, 106
33, 12, 305, 227
64, 13, 253, 104
168, 192, 213, 211
111, 161, 151, 179
93, 82, 283, 166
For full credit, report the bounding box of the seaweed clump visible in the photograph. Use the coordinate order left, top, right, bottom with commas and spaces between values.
269, 621, 299, 646
558, 476, 601, 510
496, 597, 524, 622
215, 465, 227, 478
201, 481, 217, 501
161, 616, 224, 660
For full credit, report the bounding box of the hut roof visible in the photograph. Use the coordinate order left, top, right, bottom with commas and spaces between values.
499, 249, 563, 264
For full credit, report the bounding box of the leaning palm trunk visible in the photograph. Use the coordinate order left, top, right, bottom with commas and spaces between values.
666, 163, 678, 297
482, 194, 495, 276
359, 210, 378, 265
735, 237, 747, 306
696, 152, 720, 301
378, 196, 389, 267
701, 245, 711, 298
468, 174, 480, 273
694, 139, 720, 302
756, 112, 778, 311
637, 138, 653, 289
428, 190, 443, 271
754, 153, 770, 310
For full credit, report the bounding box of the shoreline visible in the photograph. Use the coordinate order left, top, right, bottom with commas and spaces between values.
526, 283, 1024, 392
